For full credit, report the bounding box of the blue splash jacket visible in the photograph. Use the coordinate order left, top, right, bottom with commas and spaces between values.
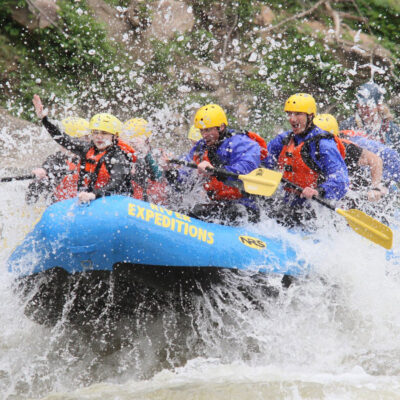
182, 129, 261, 209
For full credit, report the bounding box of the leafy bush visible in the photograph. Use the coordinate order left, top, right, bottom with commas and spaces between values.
0, 0, 130, 118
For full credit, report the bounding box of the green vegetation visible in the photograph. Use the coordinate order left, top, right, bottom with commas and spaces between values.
103, 0, 132, 7
0, 0, 398, 126
0, 0, 132, 118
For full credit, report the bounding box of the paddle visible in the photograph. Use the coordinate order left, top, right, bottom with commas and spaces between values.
281, 178, 393, 250
169, 159, 282, 197
170, 159, 392, 249
0, 174, 35, 183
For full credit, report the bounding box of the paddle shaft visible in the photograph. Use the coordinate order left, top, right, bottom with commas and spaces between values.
170, 159, 239, 179
282, 176, 394, 249
281, 178, 336, 211
169, 159, 282, 197
0, 174, 35, 183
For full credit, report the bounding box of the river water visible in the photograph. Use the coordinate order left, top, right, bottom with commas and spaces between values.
1, 124, 400, 399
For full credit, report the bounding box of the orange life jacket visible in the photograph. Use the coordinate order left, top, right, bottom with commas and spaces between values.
54, 159, 79, 201
278, 133, 346, 190
193, 150, 243, 201
81, 139, 136, 190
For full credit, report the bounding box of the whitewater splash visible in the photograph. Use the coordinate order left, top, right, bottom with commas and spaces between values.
1, 121, 400, 399
2, 176, 400, 399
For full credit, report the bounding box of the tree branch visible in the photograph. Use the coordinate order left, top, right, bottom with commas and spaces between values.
338, 12, 367, 22
263, 0, 329, 34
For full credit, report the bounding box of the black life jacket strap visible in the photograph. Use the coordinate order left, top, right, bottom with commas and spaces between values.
300, 133, 335, 185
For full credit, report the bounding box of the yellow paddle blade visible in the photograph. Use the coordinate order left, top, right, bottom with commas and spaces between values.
238, 168, 282, 197
336, 208, 393, 249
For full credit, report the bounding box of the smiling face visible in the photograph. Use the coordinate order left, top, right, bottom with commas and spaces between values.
91, 130, 114, 150
287, 111, 309, 135
200, 126, 221, 146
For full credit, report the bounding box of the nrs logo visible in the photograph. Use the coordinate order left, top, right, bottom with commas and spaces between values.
238, 235, 266, 250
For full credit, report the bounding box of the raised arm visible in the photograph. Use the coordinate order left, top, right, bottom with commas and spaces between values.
33, 94, 88, 157
33, 94, 48, 119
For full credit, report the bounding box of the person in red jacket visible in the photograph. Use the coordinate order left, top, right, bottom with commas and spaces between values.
26, 117, 90, 204
33, 94, 136, 203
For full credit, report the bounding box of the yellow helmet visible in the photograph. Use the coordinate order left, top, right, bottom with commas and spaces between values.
61, 117, 90, 138
123, 118, 152, 139
313, 114, 339, 136
89, 113, 122, 135
194, 104, 228, 129
284, 93, 317, 115
187, 125, 202, 142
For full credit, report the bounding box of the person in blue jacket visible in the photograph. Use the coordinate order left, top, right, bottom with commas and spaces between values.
340, 82, 400, 153
340, 134, 400, 194
166, 104, 261, 224
262, 93, 349, 227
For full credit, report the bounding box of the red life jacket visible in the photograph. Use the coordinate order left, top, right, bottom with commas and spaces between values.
54, 159, 79, 201
278, 133, 346, 190
247, 131, 268, 160
342, 124, 388, 143
132, 180, 168, 205
81, 139, 136, 190
340, 129, 369, 139
193, 150, 243, 200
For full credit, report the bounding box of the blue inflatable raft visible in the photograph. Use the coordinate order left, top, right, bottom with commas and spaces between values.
8, 195, 308, 325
